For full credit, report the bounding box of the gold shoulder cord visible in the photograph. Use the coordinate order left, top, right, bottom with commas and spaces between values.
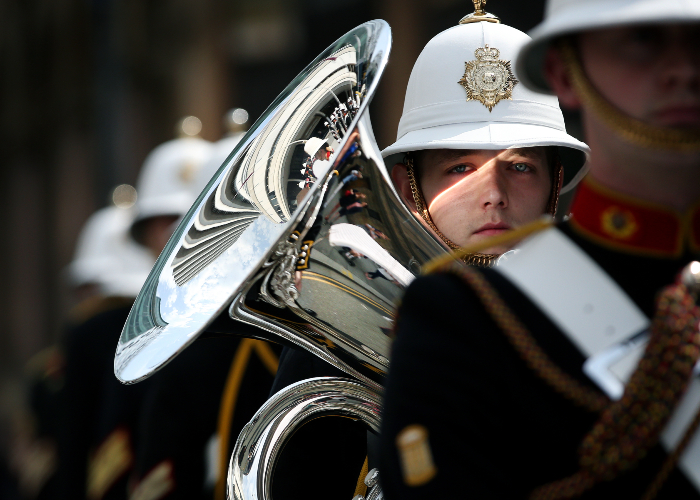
405, 153, 499, 268
440, 262, 700, 500
559, 39, 700, 151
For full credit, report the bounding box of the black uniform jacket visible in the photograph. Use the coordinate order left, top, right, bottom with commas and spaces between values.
57, 299, 139, 500
379, 177, 700, 499
57, 296, 280, 500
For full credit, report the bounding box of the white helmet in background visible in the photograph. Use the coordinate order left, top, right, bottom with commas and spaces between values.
132, 116, 214, 239
69, 205, 155, 298
382, 16, 590, 192
190, 108, 250, 198
303, 136, 333, 181
517, 0, 700, 94
516, 0, 700, 151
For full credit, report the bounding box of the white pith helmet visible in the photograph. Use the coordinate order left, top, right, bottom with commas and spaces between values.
132, 122, 213, 235
69, 206, 155, 298
517, 0, 700, 95
304, 137, 327, 157
382, 19, 590, 192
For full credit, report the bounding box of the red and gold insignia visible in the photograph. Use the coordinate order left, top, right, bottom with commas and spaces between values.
601, 206, 638, 240
569, 177, 700, 257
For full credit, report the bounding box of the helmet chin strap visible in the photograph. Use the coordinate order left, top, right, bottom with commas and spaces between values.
559, 38, 700, 151
404, 152, 561, 268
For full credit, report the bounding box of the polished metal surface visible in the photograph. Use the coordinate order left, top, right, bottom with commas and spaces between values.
227, 377, 382, 500
682, 261, 700, 295
115, 19, 447, 387
353, 468, 384, 500
228, 110, 446, 390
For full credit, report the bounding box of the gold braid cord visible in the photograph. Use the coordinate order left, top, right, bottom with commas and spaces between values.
442, 261, 609, 412
559, 39, 700, 151
405, 153, 498, 267
440, 261, 700, 500
545, 161, 562, 216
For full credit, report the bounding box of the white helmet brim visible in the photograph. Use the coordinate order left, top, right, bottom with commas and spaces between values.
382, 121, 590, 193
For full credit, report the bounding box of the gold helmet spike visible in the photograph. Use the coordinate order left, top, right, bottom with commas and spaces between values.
459, 0, 501, 24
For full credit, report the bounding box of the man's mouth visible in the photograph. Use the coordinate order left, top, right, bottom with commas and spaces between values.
473, 223, 511, 236
652, 105, 700, 127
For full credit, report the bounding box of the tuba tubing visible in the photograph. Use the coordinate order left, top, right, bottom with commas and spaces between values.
227, 377, 382, 500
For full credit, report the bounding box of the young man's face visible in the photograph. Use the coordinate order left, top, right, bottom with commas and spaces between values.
393, 148, 552, 254
578, 24, 700, 129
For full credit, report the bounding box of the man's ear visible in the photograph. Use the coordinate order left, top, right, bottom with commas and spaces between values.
390, 163, 417, 211
544, 46, 581, 110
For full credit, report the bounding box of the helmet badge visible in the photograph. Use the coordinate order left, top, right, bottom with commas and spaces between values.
458, 45, 518, 112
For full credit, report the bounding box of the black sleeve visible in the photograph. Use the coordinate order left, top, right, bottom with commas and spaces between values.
56, 307, 131, 500
378, 273, 513, 499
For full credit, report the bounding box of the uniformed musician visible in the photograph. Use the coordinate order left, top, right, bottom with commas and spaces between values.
57, 120, 213, 500
378, 0, 700, 498
270, 2, 590, 498
57, 202, 155, 500
381, 0, 588, 266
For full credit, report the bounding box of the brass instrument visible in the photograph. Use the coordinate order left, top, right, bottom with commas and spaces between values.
114, 19, 447, 499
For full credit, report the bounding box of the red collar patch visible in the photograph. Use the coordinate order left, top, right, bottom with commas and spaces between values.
569, 177, 700, 257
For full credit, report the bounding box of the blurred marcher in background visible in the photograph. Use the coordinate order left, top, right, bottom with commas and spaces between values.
56, 201, 155, 500
9, 347, 64, 500
379, 0, 700, 498
128, 109, 281, 500
57, 119, 212, 500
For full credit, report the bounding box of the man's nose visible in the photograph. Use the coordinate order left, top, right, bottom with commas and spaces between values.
477, 165, 508, 209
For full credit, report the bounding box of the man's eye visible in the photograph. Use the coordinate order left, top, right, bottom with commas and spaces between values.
512, 163, 532, 172
449, 165, 468, 173
630, 27, 662, 46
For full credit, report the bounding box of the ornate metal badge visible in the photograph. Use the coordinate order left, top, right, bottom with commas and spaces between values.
458, 44, 518, 112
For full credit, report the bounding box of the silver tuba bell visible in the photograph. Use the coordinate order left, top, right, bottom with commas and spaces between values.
115, 19, 447, 498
